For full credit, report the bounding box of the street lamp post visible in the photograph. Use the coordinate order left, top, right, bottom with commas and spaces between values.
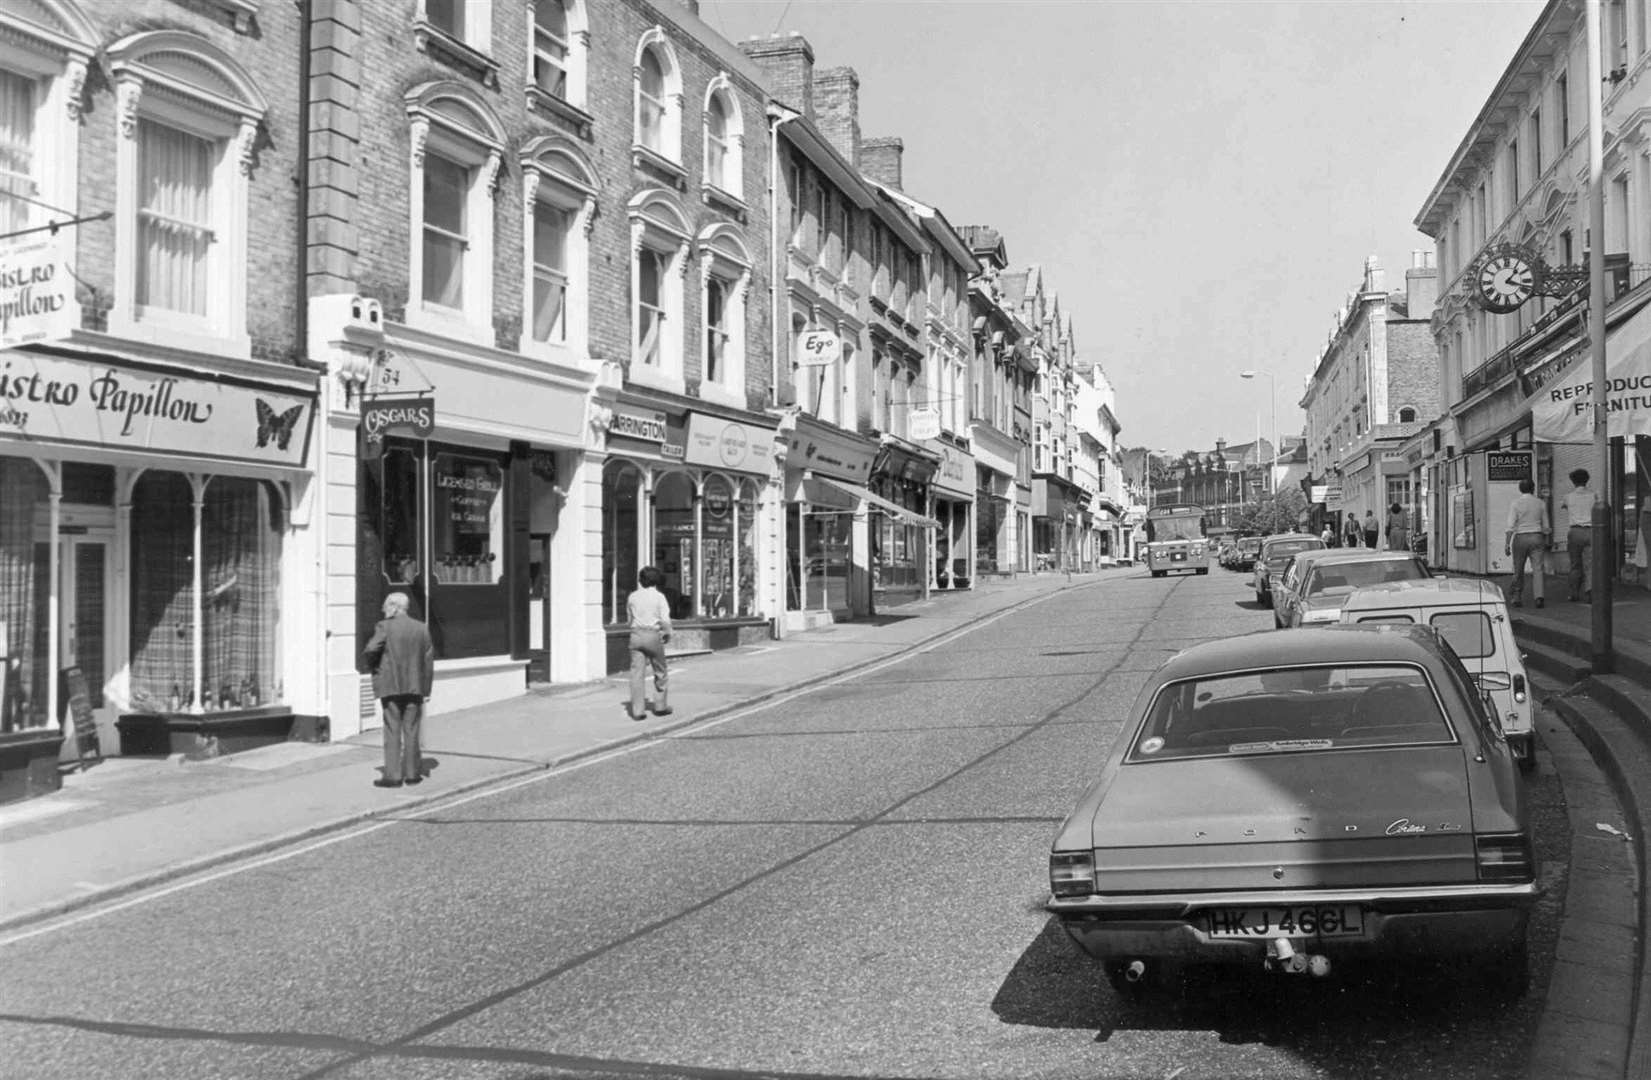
1240, 370, 1279, 500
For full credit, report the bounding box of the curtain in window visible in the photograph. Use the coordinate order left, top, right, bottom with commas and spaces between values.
0, 70, 35, 235
422, 154, 468, 309
0, 457, 46, 730
636, 248, 664, 365
202, 478, 281, 709
638, 50, 666, 152
533, 0, 569, 96
129, 471, 195, 711
705, 94, 728, 190
137, 121, 213, 316
532, 200, 569, 342
602, 461, 641, 624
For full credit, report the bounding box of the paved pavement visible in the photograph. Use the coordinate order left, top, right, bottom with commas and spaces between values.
1, 566, 1648, 1079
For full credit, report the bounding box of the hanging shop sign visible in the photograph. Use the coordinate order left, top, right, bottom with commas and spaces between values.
930, 441, 974, 499
0, 234, 74, 350
787, 413, 875, 482
796, 329, 841, 368
684, 413, 774, 473
0, 349, 315, 467
360, 395, 435, 460
1486, 450, 1532, 483
907, 408, 940, 441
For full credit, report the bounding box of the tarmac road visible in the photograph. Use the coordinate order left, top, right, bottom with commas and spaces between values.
0, 567, 1574, 1080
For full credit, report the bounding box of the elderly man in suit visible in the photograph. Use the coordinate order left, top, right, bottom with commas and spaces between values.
361, 591, 435, 788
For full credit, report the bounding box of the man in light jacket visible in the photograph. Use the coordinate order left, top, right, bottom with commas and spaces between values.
361, 591, 435, 788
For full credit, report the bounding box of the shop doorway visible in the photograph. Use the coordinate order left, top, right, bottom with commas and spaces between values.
58, 530, 114, 747
527, 532, 551, 682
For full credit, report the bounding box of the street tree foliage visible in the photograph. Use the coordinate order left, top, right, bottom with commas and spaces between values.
1229, 487, 1310, 537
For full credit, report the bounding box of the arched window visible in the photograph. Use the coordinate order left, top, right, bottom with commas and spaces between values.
702, 75, 745, 201
528, 0, 589, 117
521, 137, 596, 358
651, 472, 695, 618
633, 31, 682, 166
105, 31, 269, 354
696, 223, 751, 407
736, 479, 758, 616
602, 460, 643, 624
405, 81, 505, 343
701, 474, 735, 618
628, 189, 690, 388
1398, 406, 1417, 423
0, 0, 93, 243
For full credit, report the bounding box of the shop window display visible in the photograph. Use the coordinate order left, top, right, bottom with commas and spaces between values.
653, 471, 695, 618
736, 481, 757, 615
602, 460, 643, 624
432, 453, 504, 585
701, 474, 735, 617
201, 478, 282, 710
0, 457, 47, 730
129, 472, 196, 712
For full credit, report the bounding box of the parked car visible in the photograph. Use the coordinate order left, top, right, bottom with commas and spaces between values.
1234, 536, 1264, 573
1272, 549, 1431, 628
1251, 533, 1324, 606
1046, 624, 1535, 998
1342, 577, 1535, 769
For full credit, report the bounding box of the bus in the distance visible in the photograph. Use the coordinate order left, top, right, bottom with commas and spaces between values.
1143, 504, 1211, 577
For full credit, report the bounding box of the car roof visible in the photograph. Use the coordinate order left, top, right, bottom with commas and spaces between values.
1299, 549, 1422, 568
1341, 576, 1506, 611
1154, 624, 1447, 681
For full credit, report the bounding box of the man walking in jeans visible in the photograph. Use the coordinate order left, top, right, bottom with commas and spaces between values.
627, 565, 674, 721
1561, 468, 1596, 602
362, 591, 435, 788
1504, 478, 1551, 609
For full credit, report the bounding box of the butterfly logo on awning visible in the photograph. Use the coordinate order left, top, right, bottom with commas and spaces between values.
255, 399, 304, 451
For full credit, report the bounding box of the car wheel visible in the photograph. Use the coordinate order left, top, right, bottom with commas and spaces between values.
1516, 737, 1538, 772
1196, 567, 1209, 575
1152, 570, 1165, 578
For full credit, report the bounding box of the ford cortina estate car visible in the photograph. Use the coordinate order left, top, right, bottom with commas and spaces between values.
1046, 625, 1535, 998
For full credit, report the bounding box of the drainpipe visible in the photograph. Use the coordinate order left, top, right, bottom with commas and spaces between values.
766, 104, 800, 405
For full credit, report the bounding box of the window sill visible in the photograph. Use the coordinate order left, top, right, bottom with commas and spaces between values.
696, 381, 745, 410
702, 184, 747, 220
525, 87, 594, 138
413, 19, 499, 89
107, 312, 251, 360
626, 363, 685, 396
632, 144, 687, 190
405, 304, 496, 349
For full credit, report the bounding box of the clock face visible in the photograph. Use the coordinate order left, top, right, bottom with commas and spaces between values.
1477, 251, 1536, 312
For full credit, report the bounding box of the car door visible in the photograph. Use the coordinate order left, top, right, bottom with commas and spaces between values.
1274, 556, 1301, 625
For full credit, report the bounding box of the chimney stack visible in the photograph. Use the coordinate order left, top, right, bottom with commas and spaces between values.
860, 136, 903, 190
813, 67, 861, 167
739, 32, 814, 119
1405, 249, 1437, 319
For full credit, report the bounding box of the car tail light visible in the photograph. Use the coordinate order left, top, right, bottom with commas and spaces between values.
1512, 673, 1527, 704
1050, 851, 1096, 897
1476, 833, 1535, 882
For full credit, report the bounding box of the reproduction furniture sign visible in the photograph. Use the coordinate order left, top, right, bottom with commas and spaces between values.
1486, 451, 1532, 483
1532, 309, 1651, 442
0, 350, 315, 467
0, 234, 74, 349
683, 413, 774, 474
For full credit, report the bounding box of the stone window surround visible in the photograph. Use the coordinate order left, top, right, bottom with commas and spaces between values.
519, 137, 597, 366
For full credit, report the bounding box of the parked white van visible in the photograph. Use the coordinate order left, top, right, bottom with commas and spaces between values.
1340, 577, 1535, 769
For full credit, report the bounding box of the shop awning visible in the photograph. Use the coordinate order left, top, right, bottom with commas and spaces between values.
813, 475, 941, 529
1533, 299, 1651, 442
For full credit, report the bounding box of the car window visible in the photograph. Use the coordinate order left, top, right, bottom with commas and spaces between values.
1129, 663, 1455, 762
1431, 611, 1497, 659
1356, 614, 1415, 624
1307, 559, 1428, 597
1266, 539, 1322, 559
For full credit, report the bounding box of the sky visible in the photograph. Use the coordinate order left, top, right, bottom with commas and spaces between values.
699, 0, 1548, 454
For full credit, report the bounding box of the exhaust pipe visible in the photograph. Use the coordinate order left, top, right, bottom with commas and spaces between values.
1124, 960, 1147, 983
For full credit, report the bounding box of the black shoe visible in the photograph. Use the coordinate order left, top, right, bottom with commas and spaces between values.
404, 776, 423, 786
653, 707, 673, 716
374, 778, 403, 788
1536, 598, 1545, 609
1511, 599, 1522, 608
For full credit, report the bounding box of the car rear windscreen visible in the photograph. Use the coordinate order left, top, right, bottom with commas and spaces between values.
1266, 540, 1321, 558
1129, 664, 1454, 761
1310, 559, 1427, 594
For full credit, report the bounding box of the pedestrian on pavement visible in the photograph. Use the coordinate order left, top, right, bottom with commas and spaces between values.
1320, 524, 1334, 547
627, 565, 673, 721
1362, 509, 1380, 550
1385, 503, 1409, 551
1505, 478, 1551, 609
361, 591, 434, 789
1343, 515, 1361, 548
1562, 468, 1596, 602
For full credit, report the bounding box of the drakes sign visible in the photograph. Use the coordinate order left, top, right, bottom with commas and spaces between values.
0, 351, 315, 467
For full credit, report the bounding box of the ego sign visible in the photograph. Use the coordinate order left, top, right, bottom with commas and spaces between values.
796, 330, 840, 368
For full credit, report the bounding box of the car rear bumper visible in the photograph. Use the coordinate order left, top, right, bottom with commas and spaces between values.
1049, 883, 1534, 963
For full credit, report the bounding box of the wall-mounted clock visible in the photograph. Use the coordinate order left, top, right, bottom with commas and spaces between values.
1475, 246, 1537, 313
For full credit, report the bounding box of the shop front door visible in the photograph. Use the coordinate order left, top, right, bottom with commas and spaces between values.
59, 532, 114, 743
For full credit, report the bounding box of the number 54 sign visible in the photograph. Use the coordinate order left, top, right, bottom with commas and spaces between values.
796, 329, 840, 368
